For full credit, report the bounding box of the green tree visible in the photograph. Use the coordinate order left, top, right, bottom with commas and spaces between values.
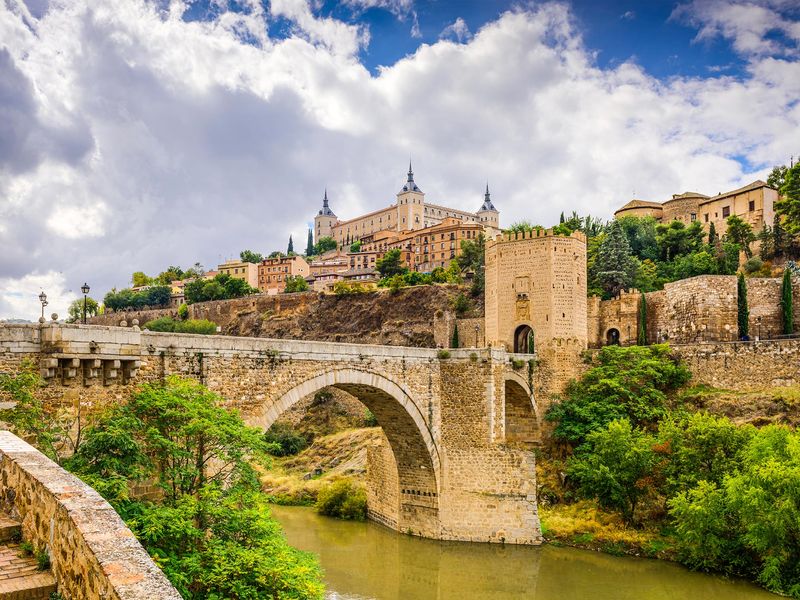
66, 297, 99, 323
567, 419, 658, 524
155, 266, 185, 285
738, 273, 749, 339
776, 161, 800, 237
457, 234, 486, 296
314, 236, 337, 255
239, 250, 263, 264
767, 164, 788, 191
725, 215, 755, 258
284, 275, 309, 293
618, 216, 659, 262
375, 248, 407, 278
708, 221, 718, 247
592, 219, 640, 298
545, 344, 691, 446
349, 240, 362, 253
656, 220, 705, 261
306, 229, 314, 256
451, 324, 460, 348
68, 377, 323, 599
131, 271, 153, 287
774, 214, 786, 258
316, 479, 367, 521
637, 293, 647, 345
505, 221, 542, 234
782, 268, 795, 335
287, 235, 294, 254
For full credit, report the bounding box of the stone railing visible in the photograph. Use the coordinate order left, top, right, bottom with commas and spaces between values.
0, 431, 181, 600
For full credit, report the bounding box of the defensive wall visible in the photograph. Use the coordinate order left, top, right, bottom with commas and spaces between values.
0, 431, 181, 600
589, 274, 800, 348
0, 323, 542, 545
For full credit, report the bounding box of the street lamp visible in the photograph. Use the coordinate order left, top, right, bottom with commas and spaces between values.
38, 291, 48, 324
81, 282, 90, 324
475, 324, 480, 348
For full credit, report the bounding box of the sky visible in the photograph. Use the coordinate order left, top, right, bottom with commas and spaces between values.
1, 0, 799, 320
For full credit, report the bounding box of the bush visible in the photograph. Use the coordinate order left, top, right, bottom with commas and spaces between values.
363, 409, 378, 427
284, 275, 309, 293
104, 286, 172, 311
177, 303, 189, 320
451, 292, 471, 315
437, 349, 450, 359
264, 422, 308, 457
333, 281, 367, 295
743, 256, 763, 274
143, 317, 217, 335
545, 344, 691, 446
315, 479, 367, 521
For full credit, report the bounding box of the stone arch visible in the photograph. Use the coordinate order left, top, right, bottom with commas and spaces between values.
504, 372, 540, 445
251, 368, 440, 536
513, 323, 535, 353
606, 328, 620, 346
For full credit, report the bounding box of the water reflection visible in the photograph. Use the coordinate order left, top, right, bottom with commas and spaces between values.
271, 505, 775, 600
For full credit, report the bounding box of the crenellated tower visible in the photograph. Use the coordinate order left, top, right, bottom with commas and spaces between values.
396, 163, 425, 231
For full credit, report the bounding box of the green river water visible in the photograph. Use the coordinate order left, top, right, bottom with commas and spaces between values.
271, 505, 776, 600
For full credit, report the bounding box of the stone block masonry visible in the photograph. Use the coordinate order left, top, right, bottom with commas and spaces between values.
1, 323, 543, 545
0, 431, 181, 600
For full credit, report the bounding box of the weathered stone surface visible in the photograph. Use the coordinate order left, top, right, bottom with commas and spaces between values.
0, 432, 181, 600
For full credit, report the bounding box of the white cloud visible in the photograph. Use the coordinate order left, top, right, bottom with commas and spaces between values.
0, 271, 75, 323
439, 17, 472, 43
673, 0, 800, 57
0, 0, 798, 320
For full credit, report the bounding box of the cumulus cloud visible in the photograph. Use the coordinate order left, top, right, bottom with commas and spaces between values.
439, 17, 472, 43
673, 0, 800, 57
0, 0, 798, 320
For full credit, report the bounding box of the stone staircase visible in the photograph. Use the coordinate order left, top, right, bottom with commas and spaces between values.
0, 514, 56, 600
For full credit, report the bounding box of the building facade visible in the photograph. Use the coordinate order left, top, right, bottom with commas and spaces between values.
614, 180, 777, 237
258, 255, 310, 295
217, 260, 259, 289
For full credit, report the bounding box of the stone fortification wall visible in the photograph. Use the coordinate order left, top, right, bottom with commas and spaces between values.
432, 313, 485, 349
589, 275, 800, 348
0, 432, 180, 600
672, 340, 800, 391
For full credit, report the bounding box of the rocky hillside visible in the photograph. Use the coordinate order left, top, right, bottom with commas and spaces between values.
91, 285, 482, 347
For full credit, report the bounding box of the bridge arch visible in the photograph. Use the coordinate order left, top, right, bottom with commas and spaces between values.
251, 368, 441, 536
504, 371, 540, 445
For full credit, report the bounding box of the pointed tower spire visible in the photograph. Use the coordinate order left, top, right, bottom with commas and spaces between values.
399, 161, 421, 193
407, 161, 414, 183
318, 188, 335, 216
479, 182, 497, 212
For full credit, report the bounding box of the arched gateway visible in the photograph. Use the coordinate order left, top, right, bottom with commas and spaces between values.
251, 368, 441, 536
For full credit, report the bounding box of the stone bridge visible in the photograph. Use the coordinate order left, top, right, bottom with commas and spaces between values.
0, 324, 542, 544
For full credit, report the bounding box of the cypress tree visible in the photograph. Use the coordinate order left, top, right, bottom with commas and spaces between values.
737, 273, 749, 340
305, 229, 314, 256
559, 212, 565, 224
637, 292, 647, 345
708, 222, 718, 247
773, 213, 785, 258
782, 268, 794, 335
527, 330, 535, 354
451, 324, 460, 348
287, 235, 294, 254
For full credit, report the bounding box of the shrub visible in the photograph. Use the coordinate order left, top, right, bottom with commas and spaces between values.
143, 317, 217, 335
104, 285, 172, 311
363, 409, 378, 427
284, 275, 309, 293
545, 344, 691, 446
437, 349, 450, 359
333, 281, 367, 295
177, 303, 189, 320
315, 479, 367, 521
451, 292, 471, 315
264, 422, 308, 456
743, 256, 763, 274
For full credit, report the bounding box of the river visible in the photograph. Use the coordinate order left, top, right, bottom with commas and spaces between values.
271, 505, 775, 600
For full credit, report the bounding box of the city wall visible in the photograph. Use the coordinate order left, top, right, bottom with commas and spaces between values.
0, 431, 181, 600
590, 274, 800, 347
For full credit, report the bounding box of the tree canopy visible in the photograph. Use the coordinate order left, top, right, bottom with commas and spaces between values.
239, 250, 263, 264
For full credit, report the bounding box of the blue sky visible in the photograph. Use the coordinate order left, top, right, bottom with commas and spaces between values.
1, 0, 799, 318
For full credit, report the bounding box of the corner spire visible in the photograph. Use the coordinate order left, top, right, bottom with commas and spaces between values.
399, 161, 421, 193
480, 182, 497, 212
407, 161, 414, 183
318, 188, 335, 217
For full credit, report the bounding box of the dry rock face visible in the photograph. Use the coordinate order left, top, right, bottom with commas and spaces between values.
0, 432, 180, 600
1, 323, 542, 545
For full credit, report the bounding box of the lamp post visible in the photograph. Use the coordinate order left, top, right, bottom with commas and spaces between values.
81, 282, 90, 324
757, 316, 762, 341
38, 291, 48, 324
475, 324, 480, 348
